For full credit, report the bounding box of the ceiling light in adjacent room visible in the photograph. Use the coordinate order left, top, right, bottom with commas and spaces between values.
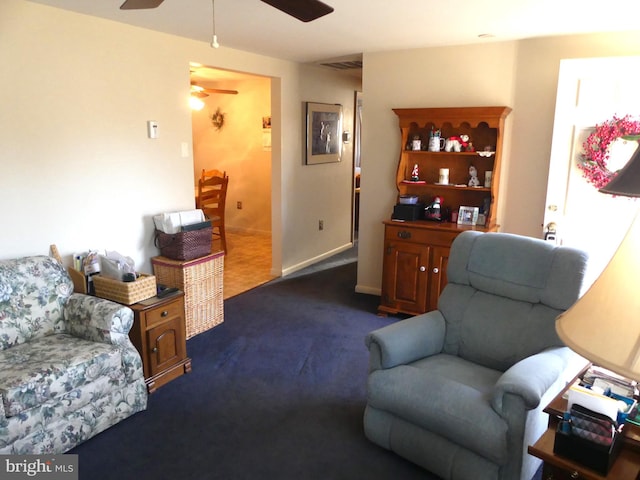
190, 96, 205, 111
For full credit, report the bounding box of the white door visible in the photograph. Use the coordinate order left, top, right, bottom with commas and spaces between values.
544, 56, 640, 287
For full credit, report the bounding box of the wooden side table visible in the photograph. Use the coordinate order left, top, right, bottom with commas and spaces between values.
528, 367, 640, 479
128, 292, 192, 393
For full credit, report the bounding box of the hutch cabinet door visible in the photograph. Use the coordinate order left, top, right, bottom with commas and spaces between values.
381, 240, 430, 315
427, 245, 449, 312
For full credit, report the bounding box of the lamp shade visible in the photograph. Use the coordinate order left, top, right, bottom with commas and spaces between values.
556, 142, 640, 380
599, 142, 640, 197
556, 212, 640, 380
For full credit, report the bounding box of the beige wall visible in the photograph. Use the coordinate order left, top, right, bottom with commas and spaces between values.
289, 65, 359, 273
356, 42, 518, 295
356, 31, 640, 295
192, 75, 272, 235
1, 0, 360, 278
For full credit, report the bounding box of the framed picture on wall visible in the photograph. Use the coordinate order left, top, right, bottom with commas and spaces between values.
305, 102, 343, 165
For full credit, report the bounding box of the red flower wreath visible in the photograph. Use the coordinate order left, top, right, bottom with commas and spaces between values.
579, 114, 640, 189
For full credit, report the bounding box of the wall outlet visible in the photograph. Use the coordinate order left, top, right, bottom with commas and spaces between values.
319, 220, 324, 231
237, 201, 243, 210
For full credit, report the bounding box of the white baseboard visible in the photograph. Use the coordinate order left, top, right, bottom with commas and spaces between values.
281, 242, 354, 277
355, 285, 381, 296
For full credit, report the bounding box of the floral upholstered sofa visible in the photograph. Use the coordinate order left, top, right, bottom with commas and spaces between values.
0, 255, 147, 454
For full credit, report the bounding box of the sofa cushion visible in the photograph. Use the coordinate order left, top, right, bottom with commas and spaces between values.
0, 334, 125, 417
0, 256, 73, 351
367, 354, 507, 465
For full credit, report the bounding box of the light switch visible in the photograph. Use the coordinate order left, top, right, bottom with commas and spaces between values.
147, 121, 158, 139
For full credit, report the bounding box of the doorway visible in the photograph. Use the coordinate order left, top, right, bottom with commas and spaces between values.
353, 91, 362, 240
190, 64, 275, 298
544, 56, 640, 286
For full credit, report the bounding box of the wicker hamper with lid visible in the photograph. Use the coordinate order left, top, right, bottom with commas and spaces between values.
151, 252, 224, 338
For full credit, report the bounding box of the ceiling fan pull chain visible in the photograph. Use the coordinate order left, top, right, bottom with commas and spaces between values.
211, 0, 220, 48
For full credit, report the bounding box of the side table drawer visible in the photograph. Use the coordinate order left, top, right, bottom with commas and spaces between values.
145, 301, 183, 328
542, 463, 584, 479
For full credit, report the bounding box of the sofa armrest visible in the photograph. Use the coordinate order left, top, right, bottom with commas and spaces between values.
490, 347, 571, 416
63, 293, 134, 347
365, 311, 446, 371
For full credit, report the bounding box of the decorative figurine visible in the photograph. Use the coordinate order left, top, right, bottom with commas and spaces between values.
411, 163, 420, 182
444, 134, 471, 152
425, 196, 444, 221
468, 165, 480, 187
444, 137, 460, 152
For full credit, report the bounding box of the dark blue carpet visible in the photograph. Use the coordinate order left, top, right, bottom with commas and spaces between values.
70, 262, 435, 479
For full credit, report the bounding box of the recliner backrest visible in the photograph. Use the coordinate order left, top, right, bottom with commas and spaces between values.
438, 231, 588, 371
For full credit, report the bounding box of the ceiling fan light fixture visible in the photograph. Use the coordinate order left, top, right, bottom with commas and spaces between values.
190, 96, 205, 111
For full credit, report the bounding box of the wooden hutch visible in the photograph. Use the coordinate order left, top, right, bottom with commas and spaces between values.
378, 106, 512, 316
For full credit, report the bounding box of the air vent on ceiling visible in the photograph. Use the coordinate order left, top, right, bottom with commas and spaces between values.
319, 60, 363, 70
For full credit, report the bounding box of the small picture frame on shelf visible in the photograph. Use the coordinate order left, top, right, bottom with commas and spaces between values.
457, 206, 479, 226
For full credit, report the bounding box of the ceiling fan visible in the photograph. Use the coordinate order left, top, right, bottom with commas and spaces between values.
191, 82, 238, 96
120, 0, 334, 22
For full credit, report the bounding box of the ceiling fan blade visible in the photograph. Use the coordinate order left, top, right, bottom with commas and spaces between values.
260, 0, 334, 22
203, 88, 239, 95
192, 82, 239, 96
120, 0, 165, 10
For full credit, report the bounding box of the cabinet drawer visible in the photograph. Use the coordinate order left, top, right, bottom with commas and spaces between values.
385, 224, 458, 246
146, 301, 183, 328
542, 463, 584, 480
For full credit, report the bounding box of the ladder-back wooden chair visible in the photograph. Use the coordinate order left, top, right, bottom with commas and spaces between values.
201, 169, 227, 181
197, 173, 229, 254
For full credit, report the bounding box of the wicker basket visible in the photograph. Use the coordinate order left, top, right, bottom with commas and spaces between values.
93, 274, 157, 305
154, 227, 212, 261
152, 252, 224, 338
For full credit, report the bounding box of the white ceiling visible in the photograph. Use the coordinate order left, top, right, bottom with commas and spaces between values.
28, 0, 640, 64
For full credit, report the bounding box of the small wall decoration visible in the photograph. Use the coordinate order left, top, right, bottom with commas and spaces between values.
579, 114, 640, 189
305, 102, 342, 165
211, 107, 225, 131
262, 116, 271, 151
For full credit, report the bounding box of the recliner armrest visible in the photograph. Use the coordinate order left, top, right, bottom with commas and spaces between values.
365, 311, 446, 371
63, 293, 135, 346
490, 347, 570, 415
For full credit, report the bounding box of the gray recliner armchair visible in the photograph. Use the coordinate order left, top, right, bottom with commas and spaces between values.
364, 231, 589, 480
